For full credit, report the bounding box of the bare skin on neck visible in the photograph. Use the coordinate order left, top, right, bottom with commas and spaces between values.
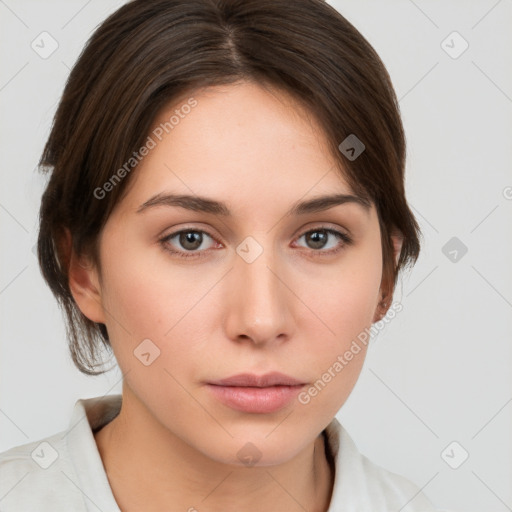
94, 384, 334, 512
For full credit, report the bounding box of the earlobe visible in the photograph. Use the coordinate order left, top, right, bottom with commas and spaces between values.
392, 231, 403, 266
372, 296, 388, 323
373, 231, 404, 323
63, 228, 106, 324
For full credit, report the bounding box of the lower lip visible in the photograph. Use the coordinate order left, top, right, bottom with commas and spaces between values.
206, 384, 305, 413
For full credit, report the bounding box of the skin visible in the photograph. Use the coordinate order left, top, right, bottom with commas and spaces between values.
68, 80, 402, 512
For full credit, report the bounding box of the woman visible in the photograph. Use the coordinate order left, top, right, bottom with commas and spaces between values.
0, 0, 449, 510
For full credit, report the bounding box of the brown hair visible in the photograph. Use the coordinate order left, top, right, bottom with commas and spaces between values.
37, 0, 421, 375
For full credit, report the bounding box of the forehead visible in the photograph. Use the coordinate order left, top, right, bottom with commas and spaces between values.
117, 81, 365, 216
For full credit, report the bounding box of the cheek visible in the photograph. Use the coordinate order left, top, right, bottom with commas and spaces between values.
298, 243, 383, 347
98, 252, 208, 418
99, 226, 196, 334
98, 235, 220, 375
293, 244, 382, 408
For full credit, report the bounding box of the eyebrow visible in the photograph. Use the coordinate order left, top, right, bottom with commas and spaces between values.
136, 191, 372, 216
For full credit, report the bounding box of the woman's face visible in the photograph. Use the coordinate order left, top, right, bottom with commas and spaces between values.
76, 81, 389, 466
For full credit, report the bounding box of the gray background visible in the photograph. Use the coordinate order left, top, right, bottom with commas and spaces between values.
1, 1, 511, 511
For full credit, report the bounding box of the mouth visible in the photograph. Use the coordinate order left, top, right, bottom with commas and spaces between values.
205, 372, 307, 414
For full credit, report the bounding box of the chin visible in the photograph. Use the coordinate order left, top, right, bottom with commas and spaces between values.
192, 428, 310, 469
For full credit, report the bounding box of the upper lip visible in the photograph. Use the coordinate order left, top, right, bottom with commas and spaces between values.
207, 372, 306, 387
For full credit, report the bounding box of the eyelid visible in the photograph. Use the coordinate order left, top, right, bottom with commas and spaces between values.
159, 223, 221, 244
294, 221, 351, 239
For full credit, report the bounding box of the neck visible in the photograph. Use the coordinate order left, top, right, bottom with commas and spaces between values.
94, 387, 334, 512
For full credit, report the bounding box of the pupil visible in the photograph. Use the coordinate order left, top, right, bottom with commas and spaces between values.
181, 231, 201, 249
309, 231, 326, 249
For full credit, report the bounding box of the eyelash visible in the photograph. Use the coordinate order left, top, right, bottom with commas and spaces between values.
158, 226, 353, 260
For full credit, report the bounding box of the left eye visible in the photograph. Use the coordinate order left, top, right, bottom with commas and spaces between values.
295, 228, 351, 253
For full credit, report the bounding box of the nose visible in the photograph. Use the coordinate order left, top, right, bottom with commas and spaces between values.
223, 239, 294, 347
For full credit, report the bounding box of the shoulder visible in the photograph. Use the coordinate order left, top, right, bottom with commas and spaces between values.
0, 430, 86, 511
325, 418, 442, 511
0, 395, 122, 512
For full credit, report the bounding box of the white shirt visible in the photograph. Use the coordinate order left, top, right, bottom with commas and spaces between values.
0, 394, 446, 511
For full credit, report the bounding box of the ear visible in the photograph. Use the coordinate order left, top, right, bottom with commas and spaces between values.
62, 228, 106, 324
391, 231, 403, 267
373, 231, 403, 323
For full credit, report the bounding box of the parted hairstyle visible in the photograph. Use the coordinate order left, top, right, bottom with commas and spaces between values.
37, 0, 422, 375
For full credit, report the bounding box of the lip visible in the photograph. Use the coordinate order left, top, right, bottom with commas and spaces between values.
206, 372, 307, 414
208, 372, 306, 387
